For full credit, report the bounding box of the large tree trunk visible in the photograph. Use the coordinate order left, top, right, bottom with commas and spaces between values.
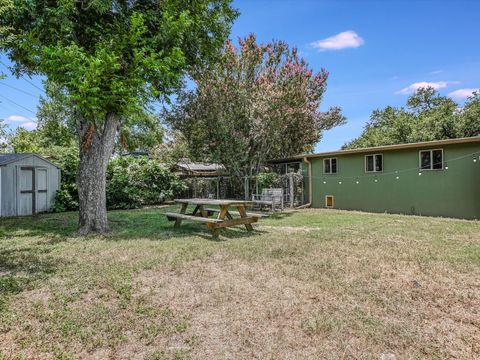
76, 113, 120, 235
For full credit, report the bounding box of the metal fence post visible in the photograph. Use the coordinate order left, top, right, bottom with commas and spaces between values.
289, 173, 294, 207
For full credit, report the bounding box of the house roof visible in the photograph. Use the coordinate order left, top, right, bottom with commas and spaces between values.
269, 136, 480, 162
0, 153, 60, 168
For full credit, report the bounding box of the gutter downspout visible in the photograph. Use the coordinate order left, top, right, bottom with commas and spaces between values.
296, 156, 312, 209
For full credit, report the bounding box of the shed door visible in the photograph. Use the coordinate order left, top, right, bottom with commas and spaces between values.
18, 167, 35, 215
36, 168, 48, 213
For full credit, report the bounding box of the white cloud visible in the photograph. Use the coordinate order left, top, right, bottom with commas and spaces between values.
310, 31, 364, 51
20, 121, 37, 130
396, 81, 457, 95
5, 115, 32, 122
429, 70, 444, 75
448, 88, 479, 99
4, 115, 38, 130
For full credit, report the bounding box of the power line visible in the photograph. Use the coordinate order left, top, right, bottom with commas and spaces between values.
0, 94, 37, 117
0, 82, 40, 98
0, 59, 45, 93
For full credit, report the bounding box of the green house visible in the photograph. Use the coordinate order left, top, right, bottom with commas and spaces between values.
271, 137, 480, 219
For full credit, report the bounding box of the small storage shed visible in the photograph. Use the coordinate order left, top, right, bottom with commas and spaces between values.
0, 153, 61, 217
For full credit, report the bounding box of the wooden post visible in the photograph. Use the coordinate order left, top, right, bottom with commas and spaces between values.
216, 177, 220, 199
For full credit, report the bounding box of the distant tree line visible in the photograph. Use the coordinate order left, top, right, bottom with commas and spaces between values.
344, 87, 480, 149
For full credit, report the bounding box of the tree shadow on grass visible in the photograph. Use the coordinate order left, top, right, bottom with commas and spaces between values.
0, 241, 67, 312
0, 206, 276, 243
0, 212, 77, 240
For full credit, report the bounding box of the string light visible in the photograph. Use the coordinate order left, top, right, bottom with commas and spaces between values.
303, 151, 479, 186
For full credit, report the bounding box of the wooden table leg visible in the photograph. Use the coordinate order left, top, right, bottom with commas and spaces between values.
237, 205, 254, 231
209, 205, 230, 236
198, 205, 209, 218
191, 205, 200, 216
217, 205, 230, 221
174, 203, 188, 228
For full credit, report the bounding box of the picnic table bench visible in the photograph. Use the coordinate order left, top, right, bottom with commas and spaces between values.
165, 198, 262, 236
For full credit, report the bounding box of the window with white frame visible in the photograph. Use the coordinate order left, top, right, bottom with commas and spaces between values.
365, 154, 383, 172
323, 158, 337, 174
419, 149, 443, 170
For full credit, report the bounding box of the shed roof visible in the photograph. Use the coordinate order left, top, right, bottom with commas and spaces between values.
176, 162, 225, 172
172, 161, 227, 177
0, 153, 60, 168
269, 136, 480, 163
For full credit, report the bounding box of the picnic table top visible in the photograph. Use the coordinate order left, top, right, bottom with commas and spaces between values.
174, 198, 253, 206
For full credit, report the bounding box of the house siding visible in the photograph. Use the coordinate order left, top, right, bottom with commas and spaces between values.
309, 142, 480, 219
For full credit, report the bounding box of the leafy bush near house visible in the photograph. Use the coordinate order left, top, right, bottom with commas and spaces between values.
256, 172, 280, 189
106, 156, 186, 209
53, 155, 186, 211
50, 148, 79, 212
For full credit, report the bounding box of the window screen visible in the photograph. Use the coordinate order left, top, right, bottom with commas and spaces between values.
324, 158, 337, 174
366, 155, 374, 172
324, 159, 331, 173
432, 150, 443, 169
331, 158, 337, 173
375, 154, 383, 171
420, 149, 443, 170
420, 151, 431, 170
366, 154, 382, 172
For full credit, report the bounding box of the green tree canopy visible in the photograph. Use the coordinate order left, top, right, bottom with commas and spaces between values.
0, 0, 238, 234
166, 34, 345, 178
344, 88, 480, 149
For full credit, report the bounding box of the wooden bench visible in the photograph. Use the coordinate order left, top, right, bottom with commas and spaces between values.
204, 208, 268, 218
165, 212, 223, 223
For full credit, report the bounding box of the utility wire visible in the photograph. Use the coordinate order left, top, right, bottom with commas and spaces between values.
0, 93, 37, 117
0, 59, 45, 93
0, 82, 40, 98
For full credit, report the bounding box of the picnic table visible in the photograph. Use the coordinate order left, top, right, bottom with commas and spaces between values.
165, 198, 266, 236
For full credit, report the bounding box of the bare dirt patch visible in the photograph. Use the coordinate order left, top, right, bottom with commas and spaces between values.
131, 255, 480, 359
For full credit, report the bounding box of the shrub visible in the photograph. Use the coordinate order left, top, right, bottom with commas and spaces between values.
256, 172, 280, 189
52, 154, 186, 212
106, 156, 186, 210
51, 148, 79, 212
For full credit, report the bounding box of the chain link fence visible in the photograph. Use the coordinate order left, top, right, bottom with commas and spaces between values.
178, 172, 305, 207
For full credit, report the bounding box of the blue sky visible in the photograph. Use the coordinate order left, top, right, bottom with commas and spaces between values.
1, 0, 479, 152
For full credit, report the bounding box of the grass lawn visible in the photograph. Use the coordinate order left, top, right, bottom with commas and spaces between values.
0, 206, 479, 359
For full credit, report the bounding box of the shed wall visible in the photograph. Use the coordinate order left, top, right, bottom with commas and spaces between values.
1, 156, 60, 217
309, 142, 480, 219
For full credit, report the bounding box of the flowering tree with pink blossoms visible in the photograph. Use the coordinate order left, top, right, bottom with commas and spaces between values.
166, 34, 345, 178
